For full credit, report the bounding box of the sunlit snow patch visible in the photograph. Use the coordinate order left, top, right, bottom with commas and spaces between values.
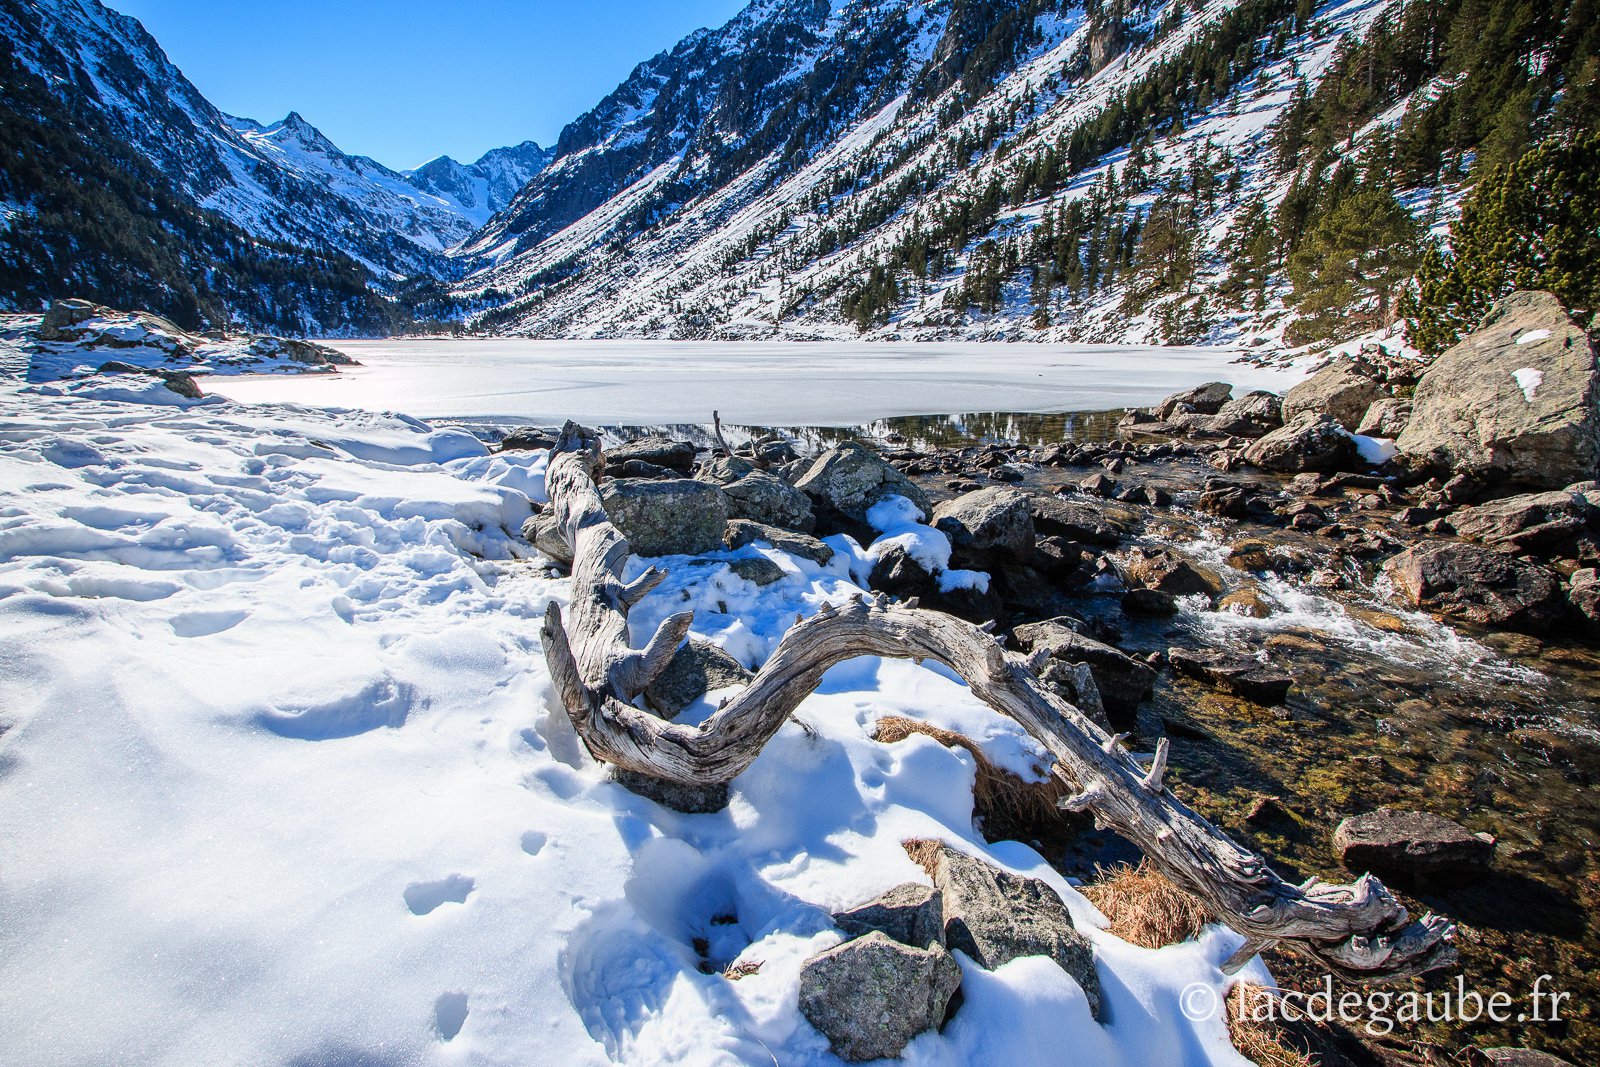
1513, 367, 1544, 402
1515, 329, 1552, 345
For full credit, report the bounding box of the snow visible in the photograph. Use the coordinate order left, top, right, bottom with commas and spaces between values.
0, 374, 1268, 1065
1512, 368, 1544, 402
1350, 434, 1398, 466
212, 339, 1307, 424
1515, 329, 1552, 346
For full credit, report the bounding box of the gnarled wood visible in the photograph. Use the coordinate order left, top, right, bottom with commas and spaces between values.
539, 428, 1455, 983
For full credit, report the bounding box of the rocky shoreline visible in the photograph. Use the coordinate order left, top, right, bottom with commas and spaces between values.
494, 290, 1599, 1063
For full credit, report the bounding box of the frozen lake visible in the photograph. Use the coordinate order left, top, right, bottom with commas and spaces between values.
212, 339, 1307, 425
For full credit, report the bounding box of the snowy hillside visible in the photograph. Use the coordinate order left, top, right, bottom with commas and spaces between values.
0, 0, 547, 285
440, 0, 1508, 346
0, 374, 1269, 1065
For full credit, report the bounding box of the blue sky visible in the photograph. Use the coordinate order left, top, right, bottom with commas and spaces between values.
108, 0, 749, 170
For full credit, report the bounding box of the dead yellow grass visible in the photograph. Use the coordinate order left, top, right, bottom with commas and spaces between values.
871, 715, 1071, 836
1225, 984, 1317, 1067
1080, 860, 1212, 948
902, 837, 944, 878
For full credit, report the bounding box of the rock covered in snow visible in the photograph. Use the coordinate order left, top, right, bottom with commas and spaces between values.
1242, 413, 1359, 473
600, 478, 730, 556
1282, 357, 1386, 431
723, 518, 833, 564
1383, 540, 1567, 635
1333, 809, 1496, 880
797, 931, 962, 1062
1397, 291, 1600, 489
795, 442, 931, 527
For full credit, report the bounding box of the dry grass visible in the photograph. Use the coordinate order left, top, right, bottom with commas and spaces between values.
902, 837, 944, 878
1225, 984, 1318, 1067
1080, 860, 1213, 948
722, 960, 762, 981
871, 715, 1073, 836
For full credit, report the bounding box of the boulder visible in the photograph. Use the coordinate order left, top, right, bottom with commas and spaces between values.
1242, 414, 1358, 473
1383, 541, 1566, 634
1448, 491, 1593, 553
1037, 659, 1111, 731
1168, 648, 1292, 705
723, 518, 834, 565
833, 883, 945, 950
722, 471, 816, 532
726, 557, 786, 586
95, 361, 203, 399
1121, 588, 1178, 616
696, 456, 757, 484
931, 487, 1035, 565
1208, 390, 1284, 437
606, 436, 697, 474
1196, 483, 1249, 519
1283, 358, 1386, 431
1479, 1050, 1577, 1067
1119, 547, 1223, 598
1155, 381, 1232, 418
868, 542, 938, 599
1333, 809, 1496, 879
1012, 618, 1155, 718
1029, 495, 1132, 545
1354, 398, 1412, 439
1397, 291, 1599, 489
795, 441, 931, 526
600, 478, 730, 556
643, 640, 752, 719
798, 932, 962, 1062
499, 426, 556, 452
1567, 568, 1600, 630
925, 844, 1101, 1020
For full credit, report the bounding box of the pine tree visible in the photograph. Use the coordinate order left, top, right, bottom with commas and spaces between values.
1405, 132, 1600, 352
1286, 185, 1422, 342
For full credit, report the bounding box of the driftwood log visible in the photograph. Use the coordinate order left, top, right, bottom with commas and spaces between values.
539, 425, 1455, 982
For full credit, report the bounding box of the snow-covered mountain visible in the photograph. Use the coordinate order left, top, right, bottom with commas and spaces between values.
405, 142, 554, 228
0, 0, 548, 288
444, 0, 1400, 340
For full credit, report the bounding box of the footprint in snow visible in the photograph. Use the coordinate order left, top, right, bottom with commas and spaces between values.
404, 875, 475, 916
520, 831, 548, 856
434, 992, 469, 1041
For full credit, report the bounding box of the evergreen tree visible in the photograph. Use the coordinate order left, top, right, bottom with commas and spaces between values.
1286, 185, 1422, 341
1404, 133, 1600, 352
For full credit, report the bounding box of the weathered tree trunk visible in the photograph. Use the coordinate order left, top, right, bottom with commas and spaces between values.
539, 427, 1455, 983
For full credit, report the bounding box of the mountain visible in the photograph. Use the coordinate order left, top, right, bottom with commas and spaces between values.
404, 142, 554, 228
0, 0, 547, 333
446, 0, 1597, 345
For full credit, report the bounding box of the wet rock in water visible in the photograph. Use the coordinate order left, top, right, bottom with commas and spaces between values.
1283, 358, 1386, 431
1397, 291, 1600, 489
1208, 390, 1284, 437
1114, 483, 1170, 507
1448, 490, 1594, 553
1121, 588, 1178, 616
1155, 381, 1233, 418
722, 471, 816, 532
499, 426, 558, 452
1079, 472, 1118, 498
988, 463, 1027, 483
644, 640, 753, 719
1219, 587, 1273, 618
1242, 413, 1359, 474
726, 556, 786, 586
1567, 568, 1600, 630
932, 487, 1035, 565
1120, 547, 1224, 598
798, 931, 963, 1062
1013, 618, 1155, 718
724, 518, 834, 565
600, 478, 730, 556
1333, 809, 1496, 880
1383, 541, 1566, 635
923, 844, 1102, 1020
1197, 483, 1249, 519
1167, 648, 1292, 705
606, 436, 696, 474
1030, 495, 1131, 545
523, 513, 573, 567
833, 883, 945, 950
795, 441, 932, 526
1355, 397, 1412, 439
1031, 535, 1085, 579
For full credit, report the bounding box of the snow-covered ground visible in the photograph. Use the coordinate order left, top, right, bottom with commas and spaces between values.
0, 375, 1268, 1065
213, 339, 1307, 424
